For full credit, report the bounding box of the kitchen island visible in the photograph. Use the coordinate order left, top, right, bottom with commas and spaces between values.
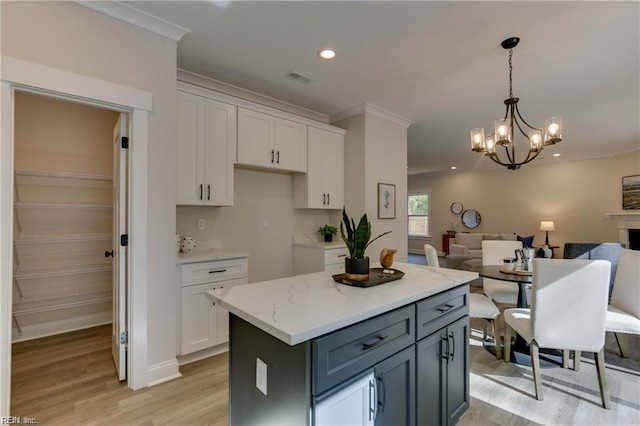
207, 262, 477, 425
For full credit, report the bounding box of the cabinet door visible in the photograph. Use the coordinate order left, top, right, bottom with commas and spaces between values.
203, 99, 236, 206
177, 91, 206, 205
293, 127, 344, 209
320, 129, 344, 209
314, 371, 376, 426
416, 328, 447, 426
374, 346, 415, 426
237, 108, 274, 169
446, 316, 470, 425
181, 282, 218, 355
274, 118, 307, 172
215, 278, 247, 344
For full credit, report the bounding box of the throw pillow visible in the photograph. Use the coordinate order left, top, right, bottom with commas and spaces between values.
517, 234, 534, 248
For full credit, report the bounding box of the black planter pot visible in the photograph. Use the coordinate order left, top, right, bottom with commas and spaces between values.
324, 234, 333, 242
345, 257, 370, 281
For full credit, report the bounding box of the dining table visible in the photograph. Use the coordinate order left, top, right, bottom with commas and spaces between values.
472, 265, 562, 367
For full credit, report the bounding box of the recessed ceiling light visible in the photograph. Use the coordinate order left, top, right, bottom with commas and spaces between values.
553, 153, 561, 157
450, 166, 457, 170
318, 49, 336, 60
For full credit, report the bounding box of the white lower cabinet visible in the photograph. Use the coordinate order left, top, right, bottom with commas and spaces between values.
178, 257, 248, 355
293, 245, 348, 275
313, 371, 376, 426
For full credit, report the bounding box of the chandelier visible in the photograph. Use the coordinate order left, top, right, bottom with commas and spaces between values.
470, 37, 562, 170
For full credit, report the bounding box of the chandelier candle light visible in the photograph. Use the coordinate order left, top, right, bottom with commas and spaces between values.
470, 37, 562, 170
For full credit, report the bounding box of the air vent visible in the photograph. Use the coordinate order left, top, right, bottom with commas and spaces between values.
285, 71, 312, 84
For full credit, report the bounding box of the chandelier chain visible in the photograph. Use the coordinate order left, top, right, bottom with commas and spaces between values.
508, 48, 513, 99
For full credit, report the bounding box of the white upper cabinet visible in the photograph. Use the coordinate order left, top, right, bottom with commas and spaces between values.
237, 107, 307, 173
177, 91, 236, 206
293, 126, 344, 209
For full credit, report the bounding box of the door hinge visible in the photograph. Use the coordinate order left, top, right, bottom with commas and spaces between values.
121, 136, 129, 149
120, 234, 128, 247
120, 331, 128, 344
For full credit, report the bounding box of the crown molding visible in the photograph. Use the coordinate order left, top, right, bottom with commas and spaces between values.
330, 103, 414, 128
74, 1, 190, 42
178, 69, 330, 124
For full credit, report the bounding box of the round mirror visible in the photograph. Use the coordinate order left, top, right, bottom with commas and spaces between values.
461, 209, 481, 229
450, 202, 463, 215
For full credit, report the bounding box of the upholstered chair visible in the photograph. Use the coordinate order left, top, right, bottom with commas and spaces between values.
503, 259, 611, 408
425, 243, 502, 358
605, 249, 640, 358
563, 242, 624, 295
423, 244, 440, 267
481, 240, 527, 305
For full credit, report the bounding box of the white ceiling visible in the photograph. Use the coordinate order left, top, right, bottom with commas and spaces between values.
125, 1, 639, 175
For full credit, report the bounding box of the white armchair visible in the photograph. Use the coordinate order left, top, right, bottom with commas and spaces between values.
503, 259, 611, 408
605, 249, 640, 357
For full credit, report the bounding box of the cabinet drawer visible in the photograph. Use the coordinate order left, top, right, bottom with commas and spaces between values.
324, 247, 348, 265
312, 305, 415, 395
416, 284, 469, 341
180, 258, 248, 287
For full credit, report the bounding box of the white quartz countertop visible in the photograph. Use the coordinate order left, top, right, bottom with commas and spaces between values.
206, 262, 477, 346
177, 249, 249, 264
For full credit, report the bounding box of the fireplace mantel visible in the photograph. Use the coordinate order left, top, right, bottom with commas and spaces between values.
606, 211, 640, 248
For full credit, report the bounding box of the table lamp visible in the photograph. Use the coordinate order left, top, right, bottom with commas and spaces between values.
540, 221, 555, 246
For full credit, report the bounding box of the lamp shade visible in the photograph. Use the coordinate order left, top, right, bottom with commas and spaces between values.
540, 221, 555, 231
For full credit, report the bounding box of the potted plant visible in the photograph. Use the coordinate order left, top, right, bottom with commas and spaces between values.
340, 207, 391, 281
318, 224, 338, 242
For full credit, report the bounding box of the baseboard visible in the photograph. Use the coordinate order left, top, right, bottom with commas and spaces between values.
146, 358, 182, 387
177, 342, 229, 366
408, 249, 425, 255
11, 312, 111, 343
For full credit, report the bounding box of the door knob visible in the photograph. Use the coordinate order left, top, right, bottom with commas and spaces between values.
105, 250, 114, 258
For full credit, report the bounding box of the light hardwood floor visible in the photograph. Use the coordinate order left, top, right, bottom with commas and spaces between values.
10, 323, 639, 425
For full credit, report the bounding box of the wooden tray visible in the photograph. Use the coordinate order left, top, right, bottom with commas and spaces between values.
499, 267, 533, 276
332, 268, 405, 288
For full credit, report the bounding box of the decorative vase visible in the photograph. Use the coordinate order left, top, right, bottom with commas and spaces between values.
180, 235, 197, 253
345, 257, 370, 281
324, 234, 333, 242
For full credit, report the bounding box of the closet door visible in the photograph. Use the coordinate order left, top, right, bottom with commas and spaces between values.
112, 114, 128, 381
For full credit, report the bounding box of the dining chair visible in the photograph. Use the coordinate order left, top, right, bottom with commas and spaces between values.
424, 244, 440, 267
503, 259, 611, 408
426, 243, 502, 358
481, 240, 527, 305
605, 248, 640, 358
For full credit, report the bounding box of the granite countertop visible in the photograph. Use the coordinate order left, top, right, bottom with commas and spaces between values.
177, 249, 249, 264
206, 262, 477, 346
293, 241, 347, 249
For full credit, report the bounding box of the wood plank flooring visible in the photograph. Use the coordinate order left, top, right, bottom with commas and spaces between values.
10, 323, 639, 425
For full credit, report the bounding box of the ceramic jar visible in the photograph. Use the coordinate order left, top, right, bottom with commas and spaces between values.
180, 235, 197, 253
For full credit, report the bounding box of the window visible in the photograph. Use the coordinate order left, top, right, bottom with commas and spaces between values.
408, 193, 429, 237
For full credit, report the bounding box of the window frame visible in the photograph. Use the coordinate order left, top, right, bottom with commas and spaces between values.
407, 191, 430, 238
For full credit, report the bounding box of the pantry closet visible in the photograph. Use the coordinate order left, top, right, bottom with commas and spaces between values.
12, 92, 119, 343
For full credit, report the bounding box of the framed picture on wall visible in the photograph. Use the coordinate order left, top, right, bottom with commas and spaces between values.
378, 183, 396, 219
622, 174, 640, 210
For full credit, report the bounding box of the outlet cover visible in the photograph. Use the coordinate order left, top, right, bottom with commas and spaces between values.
256, 357, 267, 395
197, 219, 205, 230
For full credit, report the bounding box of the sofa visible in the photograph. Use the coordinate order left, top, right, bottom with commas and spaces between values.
449, 232, 520, 259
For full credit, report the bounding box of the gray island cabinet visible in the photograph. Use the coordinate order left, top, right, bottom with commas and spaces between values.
206, 262, 477, 426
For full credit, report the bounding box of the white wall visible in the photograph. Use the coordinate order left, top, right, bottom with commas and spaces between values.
408, 152, 640, 256
177, 168, 341, 283
2, 0, 178, 378
334, 111, 409, 263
